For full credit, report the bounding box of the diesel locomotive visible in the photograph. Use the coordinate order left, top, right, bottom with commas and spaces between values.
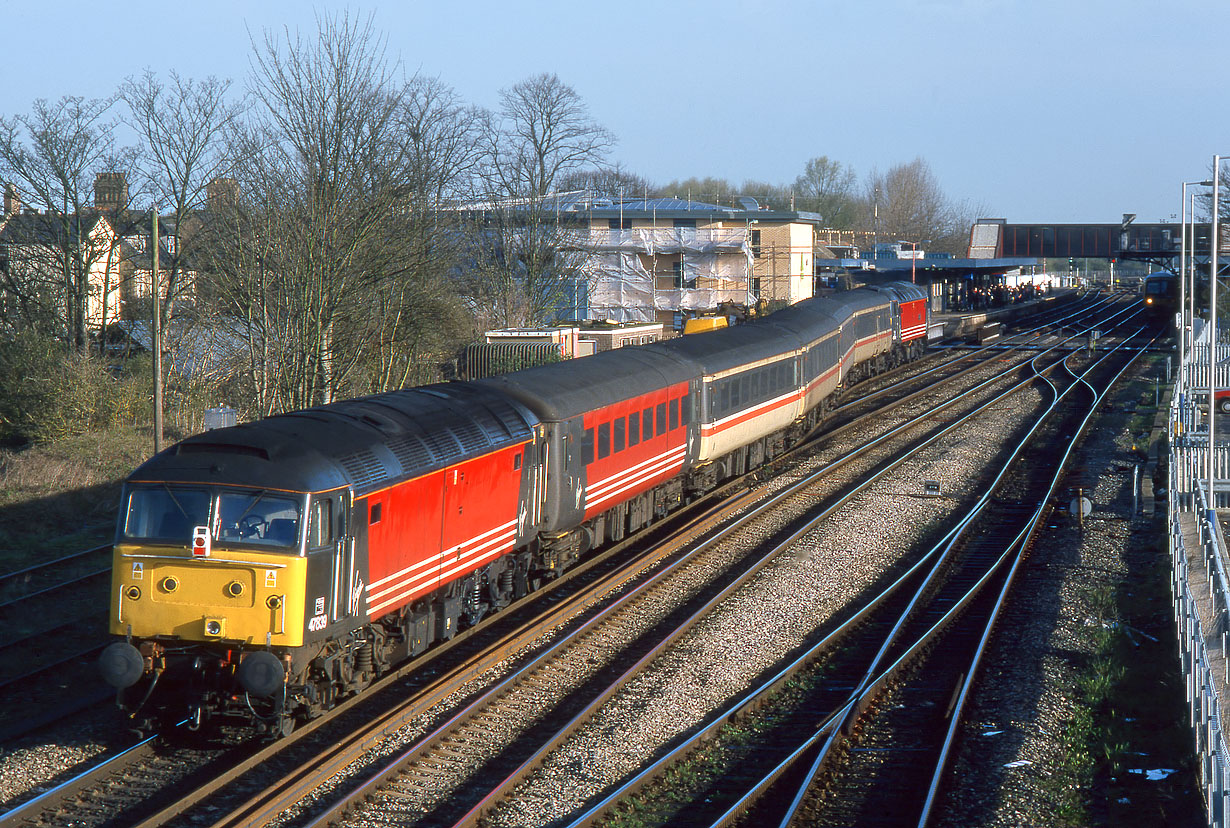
99, 281, 929, 735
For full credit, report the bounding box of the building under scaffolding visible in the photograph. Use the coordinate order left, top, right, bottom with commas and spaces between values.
555, 195, 823, 324
578, 226, 753, 323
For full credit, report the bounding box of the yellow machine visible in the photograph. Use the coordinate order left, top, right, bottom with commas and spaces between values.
683, 315, 729, 335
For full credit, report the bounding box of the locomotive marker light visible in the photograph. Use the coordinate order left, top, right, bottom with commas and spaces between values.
191, 525, 211, 558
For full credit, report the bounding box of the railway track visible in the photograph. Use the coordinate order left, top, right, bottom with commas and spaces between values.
151, 303, 1143, 828
568, 321, 1153, 828
0, 294, 1131, 821
0, 543, 113, 741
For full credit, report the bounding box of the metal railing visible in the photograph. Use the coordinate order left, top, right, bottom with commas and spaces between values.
1169, 396, 1230, 825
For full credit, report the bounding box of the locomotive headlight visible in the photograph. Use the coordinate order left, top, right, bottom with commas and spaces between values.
267, 595, 283, 609
161, 576, 178, 593
124, 585, 141, 601
204, 618, 225, 637
226, 581, 245, 598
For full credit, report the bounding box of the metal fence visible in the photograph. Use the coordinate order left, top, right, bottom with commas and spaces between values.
1184, 355, 1230, 397
1170, 422, 1230, 825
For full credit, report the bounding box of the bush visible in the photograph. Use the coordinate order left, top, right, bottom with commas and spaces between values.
0, 333, 153, 445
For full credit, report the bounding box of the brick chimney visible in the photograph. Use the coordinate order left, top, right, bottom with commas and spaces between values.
206, 177, 239, 212
3, 182, 20, 217
94, 172, 128, 212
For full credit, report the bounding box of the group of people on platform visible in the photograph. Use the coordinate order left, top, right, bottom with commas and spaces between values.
952, 281, 1049, 312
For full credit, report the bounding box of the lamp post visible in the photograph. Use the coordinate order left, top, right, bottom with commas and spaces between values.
1210, 156, 1224, 517
902, 239, 930, 284
1190, 189, 1201, 362
1181, 179, 1214, 388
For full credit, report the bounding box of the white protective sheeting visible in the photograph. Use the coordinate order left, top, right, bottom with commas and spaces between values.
968, 222, 1001, 258
570, 228, 753, 322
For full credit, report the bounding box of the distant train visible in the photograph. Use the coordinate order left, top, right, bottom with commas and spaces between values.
99, 282, 930, 736
1142, 272, 1179, 317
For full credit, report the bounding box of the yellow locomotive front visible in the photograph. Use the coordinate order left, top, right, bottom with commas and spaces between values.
100, 481, 312, 731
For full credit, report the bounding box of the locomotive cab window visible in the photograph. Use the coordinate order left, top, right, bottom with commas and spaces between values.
308, 498, 334, 548
122, 485, 211, 542
122, 485, 304, 550
218, 490, 302, 548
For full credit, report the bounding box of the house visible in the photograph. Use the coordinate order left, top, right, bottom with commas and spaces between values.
0, 174, 197, 339
0, 207, 125, 330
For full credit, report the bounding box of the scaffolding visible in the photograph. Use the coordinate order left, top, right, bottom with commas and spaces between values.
570, 228, 754, 323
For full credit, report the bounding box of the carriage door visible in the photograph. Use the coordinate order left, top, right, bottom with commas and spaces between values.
531, 430, 548, 530
306, 489, 355, 633
890, 300, 901, 341
331, 491, 357, 621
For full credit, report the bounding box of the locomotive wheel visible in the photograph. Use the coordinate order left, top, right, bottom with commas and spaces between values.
278, 714, 296, 739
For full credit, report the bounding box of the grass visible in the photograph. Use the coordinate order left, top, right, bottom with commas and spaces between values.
1043, 536, 1203, 826
0, 425, 170, 568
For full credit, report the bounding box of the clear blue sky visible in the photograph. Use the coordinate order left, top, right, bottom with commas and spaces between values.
3, 0, 1227, 226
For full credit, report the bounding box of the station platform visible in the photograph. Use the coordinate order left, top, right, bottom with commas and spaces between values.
930, 288, 1081, 341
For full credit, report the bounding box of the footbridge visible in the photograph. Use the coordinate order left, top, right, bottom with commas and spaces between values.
969, 217, 1208, 269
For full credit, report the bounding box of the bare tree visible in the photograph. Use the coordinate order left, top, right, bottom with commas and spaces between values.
205, 13, 472, 412
120, 70, 245, 325
652, 176, 738, 206
469, 73, 613, 326
862, 157, 961, 252
360, 75, 482, 390
483, 73, 614, 199
555, 164, 651, 201
794, 156, 858, 227
0, 96, 131, 351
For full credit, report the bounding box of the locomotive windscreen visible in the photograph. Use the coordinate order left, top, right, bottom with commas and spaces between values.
122, 484, 303, 549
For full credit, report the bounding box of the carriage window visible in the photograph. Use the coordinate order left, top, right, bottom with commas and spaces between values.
656, 403, 667, 436
628, 412, 640, 447
598, 422, 611, 459
582, 428, 595, 465
643, 407, 653, 441
670, 398, 680, 430
613, 418, 626, 452
680, 393, 691, 425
